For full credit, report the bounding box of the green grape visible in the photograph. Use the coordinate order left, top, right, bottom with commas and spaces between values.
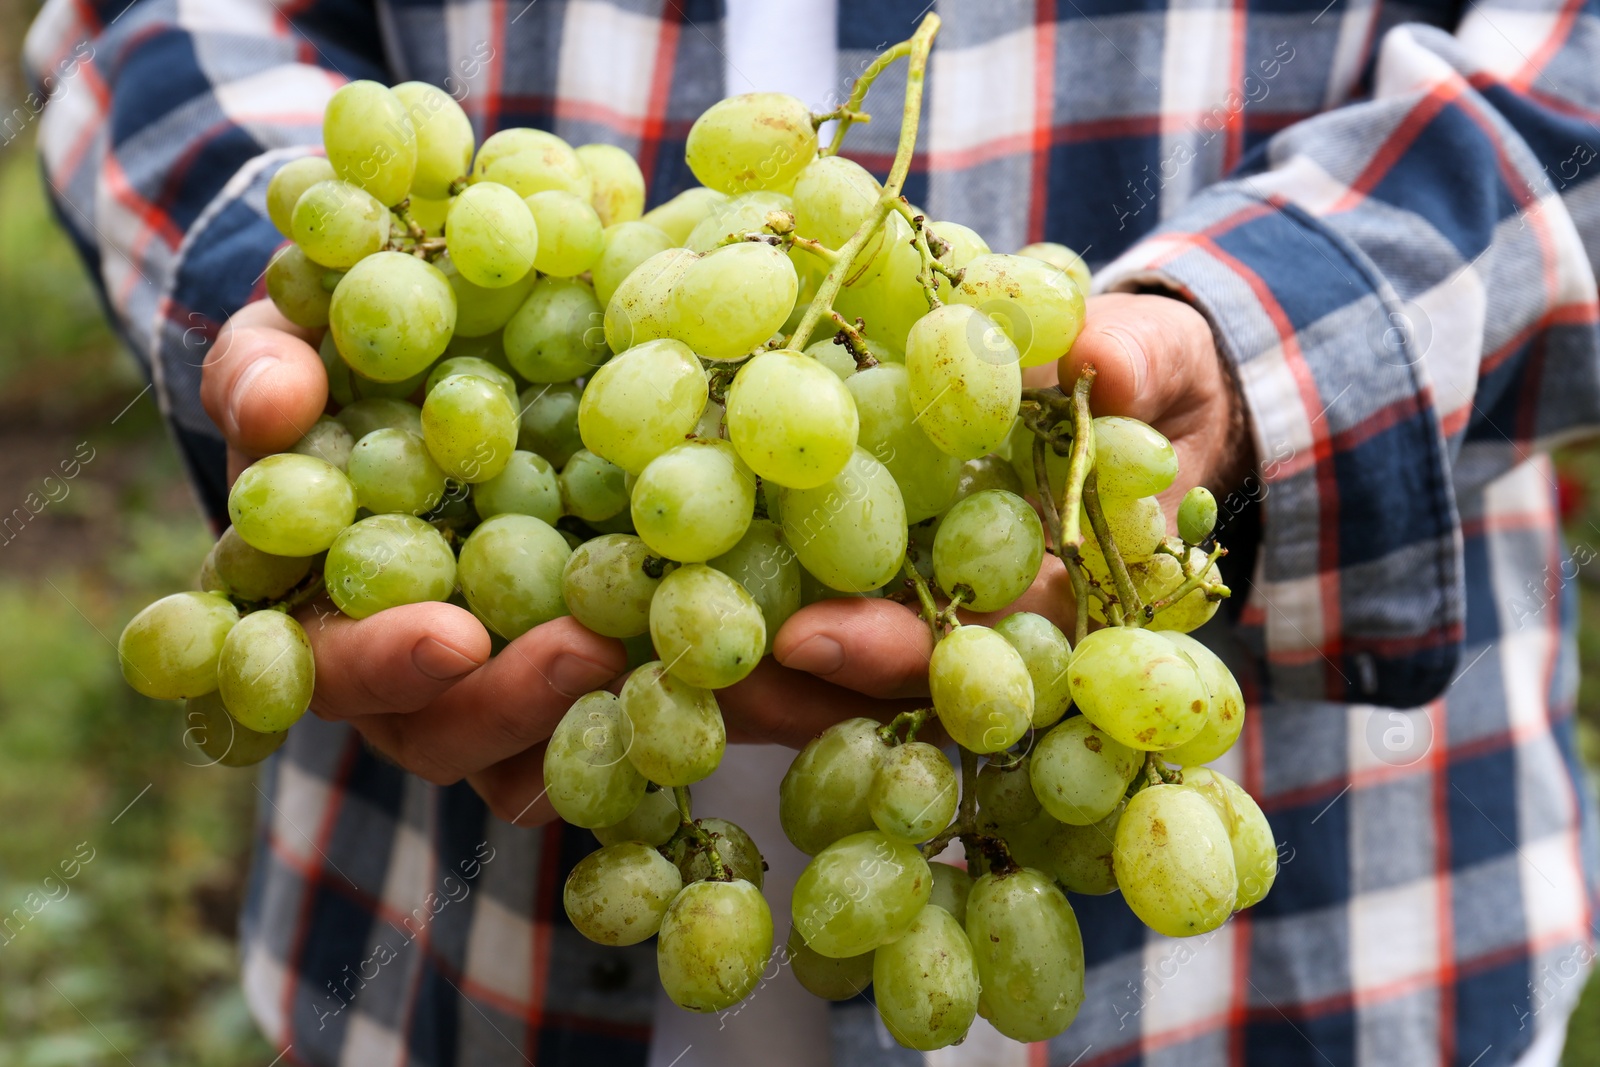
425, 356, 519, 405
472, 450, 561, 524
707, 519, 801, 655
1046, 807, 1122, 896
201, 526, 312, 603
803, 337, 859, 381
678, 817, 765, 887
1179, 486, 1218, 544
993, 612, 1073, 728
578, 339, 708, 474
657, 879, 773, 1012
118, 592, 237, 700
592, 221, 675, 306
328, 252, 456, 382
799, 569, 888, 604
558, 449, 628, 522
931, 490, 1043, 611
348, 362, 432, 402
336, 397, 422, 440
346, 428, 447, 515
1067, 627, 1208, 751
472, 128, 592, 200
323, 514, 456, 619
873, 905, 979, 1050
845, 363, 959, 522
648, 564, 765, 689
905, 304, 1021, 460
619, 661, 725, 786
524, 190, 605, 277
440, 255, 538, 337
290, 415, 355, 471
392, 81, 474, 200
1159, 633, 1245, 766
564, 840, 682, 946
1015, 241, 1092, 295
1093, 416, 1178, 498
928, 625, 1033, 754
975, 755, 1042, 827
445, 182, 538, 288
667, 242, 797, 360
407, 194, 449, 234
322, 80, 416, 206
791, 156, 889, 285
267, 155, 336, 238
561, 534, 663, 638
928, 862, 972, 925
726, 349, 857, 488
543, 691, 645, 827
1030, 716, 1141, 825
320, 332, 358, 407
779, 718, 886, 854
995, 810, 1065, 873
785, 925, 873, 1001
869, 742, 958, 844
603, 247, 696, 353
631, 440, 755, 562
593, 787, 680, 847
576, 143, 646, 226
1113, 784, 1237, 937
965, 867, 1085, 1042
216, 610, 314, 734
266, 244, 334, 328
831, 231, 923, 353
517, 383, 584, 467
955, 452, 1026, 503
421, 374, 518, 482
947, 253, 1085, 369
456, 514, 571, 639
778, 448, 906, 593
228, 454, 356, 556
1182, 768, 1277, 909
504, 276, 609, 382
926, 219, 991, 299
685, 92, 816, 194
1083, 492, 1166, 566
792, 830, 931, 958
684, 190, 792, 252
1144, 540, 1224, 633
183, 690, 287, 768
641, 186, 726, 244
291, 179, 391, 269
445, 330, 520, 378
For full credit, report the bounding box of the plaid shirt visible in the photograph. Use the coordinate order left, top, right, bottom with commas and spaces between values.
24, 0, 1600, 1063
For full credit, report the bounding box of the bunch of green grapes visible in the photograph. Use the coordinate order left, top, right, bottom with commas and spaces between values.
118, 15, 1276, 1050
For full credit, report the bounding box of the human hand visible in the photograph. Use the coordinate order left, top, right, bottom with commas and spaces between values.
201, 300, 627, 826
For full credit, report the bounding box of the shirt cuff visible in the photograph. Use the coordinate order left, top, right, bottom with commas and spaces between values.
1097, 186, 1464, 707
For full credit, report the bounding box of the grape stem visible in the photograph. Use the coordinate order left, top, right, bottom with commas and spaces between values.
876, 708, 933, 746
1142, 752, 1183, 787
256, 571, 325, 616
669, 786, 729, 881
1082, 472, 1143, 624
920, 745, 982, 860
828, 312, 879, 368
811, 103, 871, 132
890, 201, 963, 310
787, 14, 941, 350
820, 42, 912, 156
1142, 544, 1231, 624
903, 556, 942, 641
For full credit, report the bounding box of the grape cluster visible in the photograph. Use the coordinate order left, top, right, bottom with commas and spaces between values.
115, 13, 1276, 1051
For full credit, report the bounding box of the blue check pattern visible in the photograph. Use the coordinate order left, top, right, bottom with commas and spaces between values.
24, 0, 1600, 1063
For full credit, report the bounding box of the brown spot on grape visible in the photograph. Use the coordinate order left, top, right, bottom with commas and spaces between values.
1150, 818, 1167, 843
1191, 700, 1204, 715
1136, 727, 1155, 743
1084, 735, 1102, 753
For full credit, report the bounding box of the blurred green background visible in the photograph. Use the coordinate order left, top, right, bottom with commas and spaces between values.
0, 6, 1598, 1066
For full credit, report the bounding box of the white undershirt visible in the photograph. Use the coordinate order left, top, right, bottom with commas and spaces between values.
645, 5, 838, 1067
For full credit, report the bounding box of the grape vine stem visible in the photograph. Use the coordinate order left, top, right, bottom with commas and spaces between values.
670, 786, 728, 881
788, 14, 940, 350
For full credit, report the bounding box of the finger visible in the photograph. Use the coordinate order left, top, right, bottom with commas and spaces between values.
1058, 292, 1219, 425
359, 616, 628, 784
298, 599, 491, 718
465, 742, 557, 828
226, 298, 323, 346
202, 315, 328, 457
772, 598, 934, 699
717, 657, 927, 748
960, 553, 1076, 634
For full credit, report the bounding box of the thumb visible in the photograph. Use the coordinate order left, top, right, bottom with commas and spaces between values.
1057, 291, 1218, 425
202, 301, 329, 457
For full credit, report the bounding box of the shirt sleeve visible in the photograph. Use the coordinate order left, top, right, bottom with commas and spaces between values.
1097, 0, 1600, 707
23, 0, 390, 519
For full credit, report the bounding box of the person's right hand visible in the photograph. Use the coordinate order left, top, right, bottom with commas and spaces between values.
202, 300, 628, 827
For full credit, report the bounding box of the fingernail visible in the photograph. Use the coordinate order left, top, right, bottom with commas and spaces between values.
779, 635, 845, 675
227, 357, 276, 437
412, 637, 479, 681
550, 653, 619, 697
